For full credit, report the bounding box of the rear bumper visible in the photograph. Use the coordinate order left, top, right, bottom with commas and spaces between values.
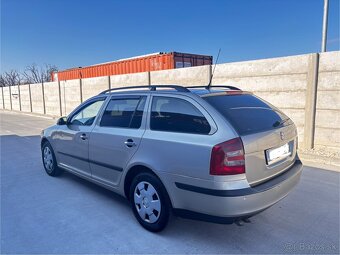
170, 160, 303, 220
173, 207, 267, 224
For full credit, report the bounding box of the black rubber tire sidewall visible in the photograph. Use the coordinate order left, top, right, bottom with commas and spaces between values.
129, 172, 171, 232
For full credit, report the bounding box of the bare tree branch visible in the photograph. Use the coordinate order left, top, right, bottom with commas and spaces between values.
0, 64, 58, 86
0, 75, 6, 87
0, 70, 22, 86
44, 64, 58, 82
23, 64, 58, 84
23, 64, 41, 84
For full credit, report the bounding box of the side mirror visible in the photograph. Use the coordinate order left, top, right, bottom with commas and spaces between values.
57, 117, 67, 125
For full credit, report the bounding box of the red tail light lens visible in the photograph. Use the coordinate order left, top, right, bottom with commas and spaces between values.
210, 137, 245, 175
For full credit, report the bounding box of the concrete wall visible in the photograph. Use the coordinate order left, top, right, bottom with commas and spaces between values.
3, 87, 11, 110
0, 88, 3, 109
151, 65, 210, 85
315, 51, 340, 151
1, 51, 339, 153
110, 72, 149, 88
10, 86, 20, 111
60, 80, 81, 115
82, 76, 109, 101
211, 54, 310, 148
44, 82, 61, 116
19, 85, 31, 113
30, 84, 44, 114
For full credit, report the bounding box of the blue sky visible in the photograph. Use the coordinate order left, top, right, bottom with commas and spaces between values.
1, 0, 339, 72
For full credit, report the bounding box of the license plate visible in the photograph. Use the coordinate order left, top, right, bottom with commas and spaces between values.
266, 143, 290, 163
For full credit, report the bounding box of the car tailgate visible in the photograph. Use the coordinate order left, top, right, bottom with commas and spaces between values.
241, 124, 298, 186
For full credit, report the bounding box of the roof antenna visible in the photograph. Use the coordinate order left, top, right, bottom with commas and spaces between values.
207, 48, 221, 89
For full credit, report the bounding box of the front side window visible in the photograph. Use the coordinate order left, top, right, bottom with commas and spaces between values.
100, 97, 146, 128
150, 96, 211, 134
69, 99, 105, 126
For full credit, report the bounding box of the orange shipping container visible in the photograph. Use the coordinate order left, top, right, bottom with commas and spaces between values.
52, 52, 212, 81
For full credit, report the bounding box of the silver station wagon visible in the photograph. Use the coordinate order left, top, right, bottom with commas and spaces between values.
41, 85, 303, 232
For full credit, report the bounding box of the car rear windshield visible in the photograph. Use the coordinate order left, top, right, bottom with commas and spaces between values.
203, 94, 293, 136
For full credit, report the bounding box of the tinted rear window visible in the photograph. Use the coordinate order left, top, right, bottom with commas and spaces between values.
203, 94, 292, 135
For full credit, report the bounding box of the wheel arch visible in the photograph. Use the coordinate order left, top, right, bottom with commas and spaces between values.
41, 137, 49, 148
123, 164, 173, 207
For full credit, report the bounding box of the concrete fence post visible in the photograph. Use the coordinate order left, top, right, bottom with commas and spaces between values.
58, 80, 62, 116
304, 53, 319, 149
79, 79, 83, 103
108, 76, 111, 89
42, 82, 46, 114
28, 84, 33, 112
18, 85, 22, 111
1, 87, 5, 109
148, 71, 151, 85
63, 81, 67, 115
207, 65, 212, 85
9, 85, 13, 110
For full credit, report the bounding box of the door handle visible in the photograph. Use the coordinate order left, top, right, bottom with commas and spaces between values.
80, 133, 87, 140
124, 139, 136, 148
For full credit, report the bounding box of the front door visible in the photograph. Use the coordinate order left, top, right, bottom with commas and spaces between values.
55, 98, 106, 177
89, 95, 148, 186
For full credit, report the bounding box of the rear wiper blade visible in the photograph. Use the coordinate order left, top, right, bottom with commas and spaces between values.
273, 118, 290, 127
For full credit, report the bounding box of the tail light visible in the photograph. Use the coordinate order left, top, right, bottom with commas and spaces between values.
210, 137, 245, 175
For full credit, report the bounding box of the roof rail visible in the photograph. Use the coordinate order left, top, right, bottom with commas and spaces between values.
99, 85, 190, 94
187, 85, 241, 91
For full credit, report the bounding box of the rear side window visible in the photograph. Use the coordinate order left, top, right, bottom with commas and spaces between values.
100, 97, 146, 128
150, 97, 211, 134
203, 94, 292, 136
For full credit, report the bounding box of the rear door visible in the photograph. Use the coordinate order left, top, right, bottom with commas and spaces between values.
203, 93, 297, 185
89, 95, 148, 186
139, 94, 217, 179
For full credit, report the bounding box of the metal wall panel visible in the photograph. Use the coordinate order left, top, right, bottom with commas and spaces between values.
54, 52, 212, 81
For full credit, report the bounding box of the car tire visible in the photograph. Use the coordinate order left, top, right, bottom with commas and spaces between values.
129, 172, 171, 232
41, 141, 62, 176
